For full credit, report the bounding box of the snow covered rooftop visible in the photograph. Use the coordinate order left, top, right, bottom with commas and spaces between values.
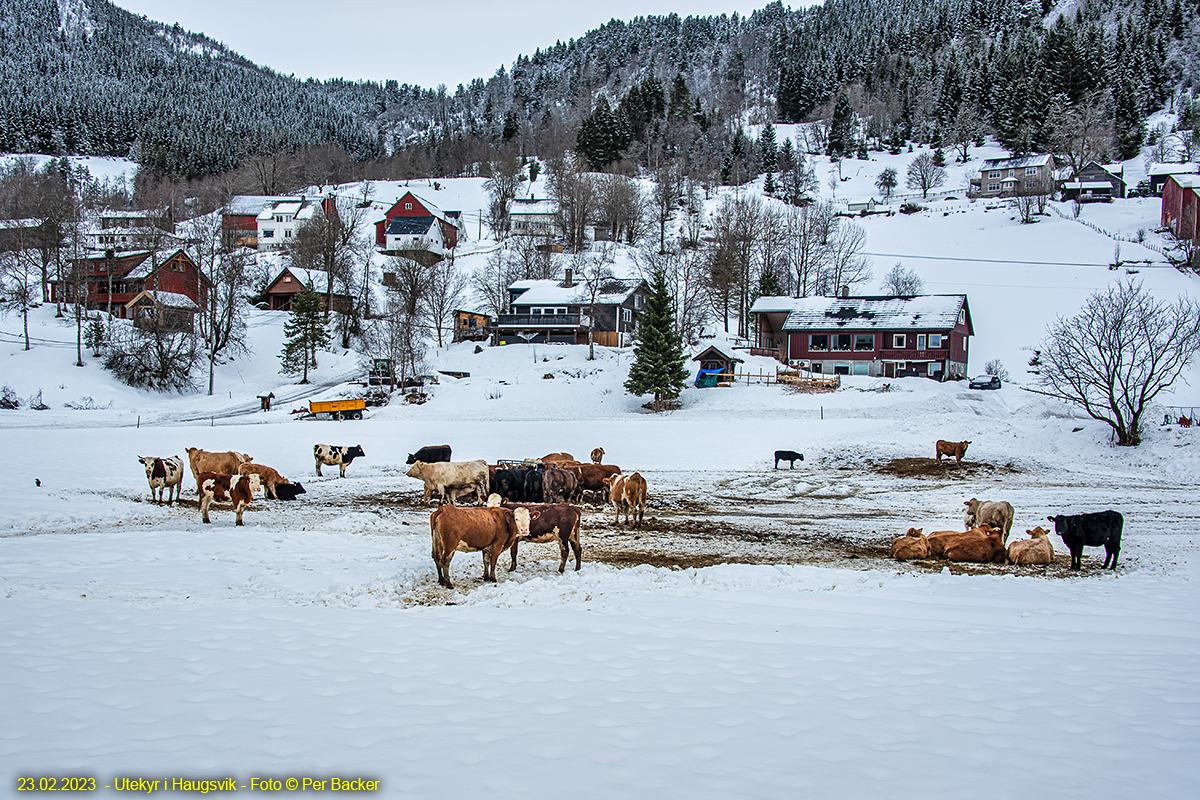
509, 198, 559, 216
509, 277, 643, 306
780, 295, 968, 331
226, 196, 286, 216
1063, 181, 1115, 190
273, 266, 332, 291
1170, 174, 1200, 189
256, 198, 323, 222
748, 295, 807, 314
979, 154, 1054, 171
126, 290, 198, 310
1148, 162, 1198, 176
121, 249, 192, 279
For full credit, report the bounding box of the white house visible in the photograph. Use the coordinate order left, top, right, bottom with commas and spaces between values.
87, 209, 177, 252
255, 196, 332, 251
508, 198, 562, 237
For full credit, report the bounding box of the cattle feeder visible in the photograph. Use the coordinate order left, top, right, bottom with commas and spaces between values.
302, 398, 365, 421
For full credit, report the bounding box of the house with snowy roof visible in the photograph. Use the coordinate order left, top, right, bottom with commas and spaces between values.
222, 196, 286, 247
1061, 161, 1126, 202
1161, 174, 1200, 251
263, 266, 352, 313
1148, 162, 1199, 195
492, 271, 649, 347
374, 191, 465, 260
255, 196, 337, 251
508, 197, 562, 238
50, 248, 210, 320
751, 294, 973, 379
125, 290, 200, 333
970, 154, 1057, 198
86, 208, 178, 252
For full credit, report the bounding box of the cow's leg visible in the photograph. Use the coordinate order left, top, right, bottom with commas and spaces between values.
558, 538, 568, 573
315, 461, 323, 477
339, 464, 346, 478
1071, 547, 1082, 570
482, 546, 496, 582
200, 494, 212, 524
235, 500, 246, 526
509, 540, 519, 572
571, 536, 582, 571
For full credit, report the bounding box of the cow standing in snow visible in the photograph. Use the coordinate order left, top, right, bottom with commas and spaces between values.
314, 444, 365, 478
138, 456, 184, 506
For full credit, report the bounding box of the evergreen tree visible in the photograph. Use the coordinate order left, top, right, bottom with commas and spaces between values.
280, 287, 330, 384
827, 93, 856, 157
624, 271, 688, 413
760, 123, 778, 173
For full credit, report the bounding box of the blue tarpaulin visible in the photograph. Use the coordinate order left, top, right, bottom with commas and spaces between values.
695, 368, 725, 388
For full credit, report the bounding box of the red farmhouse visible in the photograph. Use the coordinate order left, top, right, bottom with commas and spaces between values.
51, 249, 210, 319
1161, 174, 1200, 251
374, 191, 463, 249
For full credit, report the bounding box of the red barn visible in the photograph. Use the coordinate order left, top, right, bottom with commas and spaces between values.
374, 191, 463, 249
1161, 174, 1200, 248
50, 249, 210, 320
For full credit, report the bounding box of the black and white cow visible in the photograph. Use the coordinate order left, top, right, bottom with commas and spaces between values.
314, 444, 366, 478
138, 455, 185, 505
1048, 510, 1124, 570
406, 445, 452, 465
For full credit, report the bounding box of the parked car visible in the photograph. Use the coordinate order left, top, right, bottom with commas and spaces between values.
969, 375, 1002, 390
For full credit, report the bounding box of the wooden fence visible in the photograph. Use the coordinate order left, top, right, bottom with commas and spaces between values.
712, 368, 841, 392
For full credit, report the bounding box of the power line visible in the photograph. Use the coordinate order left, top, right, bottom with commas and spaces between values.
863, 251, 1177, 269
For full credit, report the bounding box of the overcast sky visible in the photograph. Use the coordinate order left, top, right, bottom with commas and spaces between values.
112, 1, 781, 89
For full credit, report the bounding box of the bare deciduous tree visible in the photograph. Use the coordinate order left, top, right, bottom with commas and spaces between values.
547, 153, 595, 252
422, 258, 470, 348
1048, 90, 1115, 179
905, 152, 947, 199
880, 263, 924, 296
574, 248, 617, 360
1030, 280, 1200, 446
189, 212, 251, 395
635, 245, 706, 345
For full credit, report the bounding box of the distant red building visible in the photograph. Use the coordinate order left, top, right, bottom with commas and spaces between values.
1161, 174, 1200, 248
50, 249, 210, 320
374, 191, 463, 249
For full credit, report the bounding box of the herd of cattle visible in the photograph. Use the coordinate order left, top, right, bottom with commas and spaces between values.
135, 436, 1126, 583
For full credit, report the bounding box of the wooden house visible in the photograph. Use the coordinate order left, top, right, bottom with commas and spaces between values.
492, 272, 649, 347
970, 154, 1056, 198
1061, 162, 1126, 201
263, 266, 353, 313
374, 191, 464, 253
1161, 174, 1200, 250
256, 196, 337, 251
692, 345, 743, 386
764, 294, 973, 380
50, 249, 209, 320
1148, 163, 1199, 195
508, 198, 563, 237
452, 308, 492, 342
125, 290, 200, 333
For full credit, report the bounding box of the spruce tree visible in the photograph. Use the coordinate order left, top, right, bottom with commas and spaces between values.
280, 287, 330, 384
624, 271, 688, 413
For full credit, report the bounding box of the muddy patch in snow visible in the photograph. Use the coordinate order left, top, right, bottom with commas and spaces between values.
874, 457, 1023, 479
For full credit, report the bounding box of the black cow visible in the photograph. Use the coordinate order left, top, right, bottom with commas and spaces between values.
493, 469, 526, 503
774, 450, 805, 469
406, 445, 452, 465
1048, 510, 1123, 570
522, 467, 545, 503
275, 482, 307, 501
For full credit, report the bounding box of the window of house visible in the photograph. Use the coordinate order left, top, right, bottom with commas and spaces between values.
928, 362, 940, 376
1025, 167, 1038, 176
893, 333, 906, 348
622, 308, 632, 323
834, 363, 850, 375
854, 334, 874, 351
833, 334, 852, 351
917, 334, 927, 350
959, 309, 966, 325
531, 307, 542, 315
928, 334, 942, 348
810, 362, 823, 374
852, 362, 870, 375
809, 334, 829, 351
988, 183, 1000, 192
468, 318, 477, 328
405, 203, 412, 210
635, 295, 645, 309
283, 276, 291, 282
989, 170, 1001, 179
263, 230, 274, 238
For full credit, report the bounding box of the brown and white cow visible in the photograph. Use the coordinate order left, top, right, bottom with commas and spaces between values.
185, 448, 253, 495
430, 505, 534, 588
407, 459, 489, 505
890, 528, 929, 560
138, 455, 184, 506
935, 439, 970, 464
1007, 527, 1055, 566
497, 501, 582, 574
238, 462, 289, 500
963, 498, 1015, 540
603, 472, 647, 527
197, 472, 261, 526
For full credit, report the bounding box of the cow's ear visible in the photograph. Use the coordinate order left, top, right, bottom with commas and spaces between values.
529, 509, 541, 519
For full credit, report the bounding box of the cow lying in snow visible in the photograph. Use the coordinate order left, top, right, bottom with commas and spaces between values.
430, 505, 533, 588
238, 462, 292, 500
935, 440, 970, 464
927, 525, 996, 558
943, 528, 1007, 563
487, 495, 583, 574
186, 448, 252, 495
197, 472, 260, 526
407, 445, 452, 465
1008, 527, 1054, 565
314, 444, 365, 478
273, 482, 307, 501
407, 459, 489, 505
964, 498, 1015, 540
138, 455, 184, 506
890, 528, 929, 560
603, 472, 647, 526
1048, 510, 1123, 570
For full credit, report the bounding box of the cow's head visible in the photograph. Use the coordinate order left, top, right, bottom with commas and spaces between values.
486, 493, 504, 507
963, 498, 980, 510
1027, 526, 1050, 539
406, 453, 417, 464
905, 527, 924, 538
512, 506, 533, 539
602, 476, 616, 487
1047, 515, 1066, 534
348, 445, 365, 459
236, 452, 253, 464
405, 462, 425, 478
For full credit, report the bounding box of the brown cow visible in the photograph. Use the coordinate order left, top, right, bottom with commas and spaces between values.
927, 525, 994, 557
1008, 527, 1055, 565
238, 463, 289, 500
935, 440, 970, 464
890, 528, 929, 560
430, 505, 533, 588
542, 466, 578, 504
503, 502, 583, 574
590, 447, 605, 464
540, 452, 575, 464
570, 463, 622, 501
198, 472, 260, 526
186, 448, 253, 495
944, 529, 1007, 563
603, 472, 647, 526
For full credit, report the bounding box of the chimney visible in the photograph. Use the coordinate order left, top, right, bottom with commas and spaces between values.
564, 267, 574, 287
841, 285, 849, 298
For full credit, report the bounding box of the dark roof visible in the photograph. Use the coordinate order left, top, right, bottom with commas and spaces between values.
692, 345, 743, 363
385, 216, 437, 235
781, 295, 970, 332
